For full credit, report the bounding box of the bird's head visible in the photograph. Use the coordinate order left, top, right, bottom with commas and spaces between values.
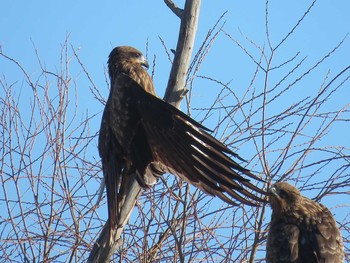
108, 46, 149, 76
268, 182, 301, 214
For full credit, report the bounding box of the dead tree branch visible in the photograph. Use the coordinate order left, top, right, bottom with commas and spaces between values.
164, 0, 184, 18
164, 0, 201, 108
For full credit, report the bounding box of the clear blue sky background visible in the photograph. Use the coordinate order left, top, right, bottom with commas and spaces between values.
1, 1, 349, 96
1, 1, 350, 124
1, 0, 350, 260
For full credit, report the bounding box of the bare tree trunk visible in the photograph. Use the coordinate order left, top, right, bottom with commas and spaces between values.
87, 1, 201, 262
164, 0, 201, 108
87, 173, 142, 262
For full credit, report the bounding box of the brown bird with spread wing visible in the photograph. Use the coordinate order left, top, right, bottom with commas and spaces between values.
98, 46, 266, 234
267, 182, 344, 263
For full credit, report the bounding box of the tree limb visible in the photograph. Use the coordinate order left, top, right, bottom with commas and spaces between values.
164, 0, 184, 18
164, 0, 201, 108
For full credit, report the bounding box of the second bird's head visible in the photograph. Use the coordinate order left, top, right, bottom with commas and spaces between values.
268, 182, 300, 214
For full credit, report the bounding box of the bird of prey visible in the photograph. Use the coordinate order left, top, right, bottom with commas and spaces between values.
267, 182, 344, 263
98, 46, 266, 233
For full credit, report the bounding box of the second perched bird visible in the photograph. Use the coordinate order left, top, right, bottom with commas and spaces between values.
99, 46, 266, 233
267, 182, 344, 263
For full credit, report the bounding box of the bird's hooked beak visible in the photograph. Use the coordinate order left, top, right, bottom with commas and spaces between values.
139, 55, 149, 69
268, 185, 279, 197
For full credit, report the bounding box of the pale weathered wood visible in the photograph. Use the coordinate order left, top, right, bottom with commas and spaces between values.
164, 0, 184, 18
87, 173, 141, 262
164, 0, 201, 108
87, 1, 201, 261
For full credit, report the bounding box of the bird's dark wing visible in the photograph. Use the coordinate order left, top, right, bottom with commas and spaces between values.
98, 107, 123, 231
120, 73, 266, 206
311, 204, 344, 262
267, 204, 344, 263
267, 182, 344, 263
267, 223, 300, 263
98, 74, 161, 232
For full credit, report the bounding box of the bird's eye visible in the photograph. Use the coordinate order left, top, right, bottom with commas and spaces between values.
279, 190, 288, 199
132, 53, 140, 58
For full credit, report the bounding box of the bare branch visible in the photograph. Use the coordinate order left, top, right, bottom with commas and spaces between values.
164, 0, 201, 107
164, 0, 184, 18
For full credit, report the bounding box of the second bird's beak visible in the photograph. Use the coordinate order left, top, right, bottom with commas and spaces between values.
268, 185, 278, 197
139, 55, 149, 69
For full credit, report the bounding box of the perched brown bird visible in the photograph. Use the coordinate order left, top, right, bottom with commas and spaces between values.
267, 182, 344, 263
98, 46, 266, 233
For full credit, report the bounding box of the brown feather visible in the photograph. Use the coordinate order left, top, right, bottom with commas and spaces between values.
267, 182, 344, 263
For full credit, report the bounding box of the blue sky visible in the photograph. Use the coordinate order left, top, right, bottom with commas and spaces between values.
1, 0, 350, 260
2, 1, 349, 90
1, 1, 350, 127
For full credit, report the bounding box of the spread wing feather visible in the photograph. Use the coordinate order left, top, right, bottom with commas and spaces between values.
122, 73, 265, 205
